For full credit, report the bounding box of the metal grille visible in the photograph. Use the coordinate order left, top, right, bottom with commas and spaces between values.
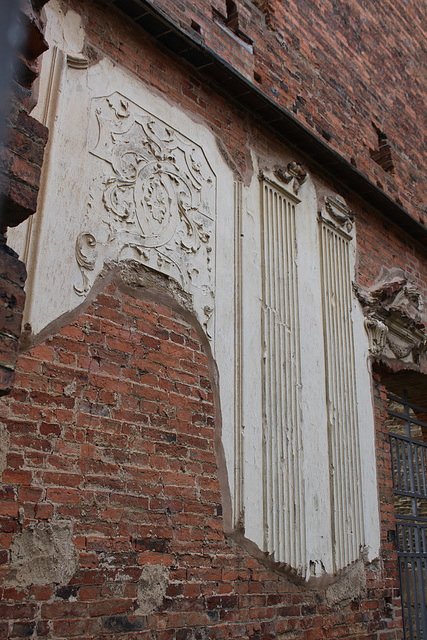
388, 391, 427, 640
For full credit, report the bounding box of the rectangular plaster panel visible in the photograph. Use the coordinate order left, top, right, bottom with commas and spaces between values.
8, 3, 234, 352
233, 181, 244, 524
261, 179, 306, 569
319, 216, 364, 571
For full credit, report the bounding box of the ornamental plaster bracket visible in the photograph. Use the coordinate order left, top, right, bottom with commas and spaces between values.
364, 317, 388, 356
318, 195, 355, 237
356, 267, 427, 364
272, 162, 307, 195
74, 92, 216, 339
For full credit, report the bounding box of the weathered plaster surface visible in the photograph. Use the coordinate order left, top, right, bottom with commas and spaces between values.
5, 521, 78, 587
325, 561, 367, 607
136, 565, 169, 615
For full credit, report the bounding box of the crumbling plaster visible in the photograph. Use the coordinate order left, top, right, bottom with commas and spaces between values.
5, 521, 78, 587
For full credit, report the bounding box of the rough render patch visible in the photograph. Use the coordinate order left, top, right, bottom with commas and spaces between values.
63, 380, 77, 396
0, 423, 10, 475
44, 0, 85, 55
325, 561, 367, 607
135, 565, 169, 615
5, 521, 78, 587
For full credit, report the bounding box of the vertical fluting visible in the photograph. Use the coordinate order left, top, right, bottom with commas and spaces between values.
261, 181, 305, 569
320, 222, 364, 570
234, 182, 243, 525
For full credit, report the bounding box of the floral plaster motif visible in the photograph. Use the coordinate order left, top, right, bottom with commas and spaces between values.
75, 92, 216, 337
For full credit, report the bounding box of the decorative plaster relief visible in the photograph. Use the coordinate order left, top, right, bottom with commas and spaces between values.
75, 92, 216, 337
319, 195, 355, 236
260, 177, 306, 570
364, 317, 388, 356
357, 268, 427, 364
319, 195, 364, 571
66, 53, 89, 69
272, 162, 307, 195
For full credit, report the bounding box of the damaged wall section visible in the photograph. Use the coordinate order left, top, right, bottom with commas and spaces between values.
0, 272, 403, 639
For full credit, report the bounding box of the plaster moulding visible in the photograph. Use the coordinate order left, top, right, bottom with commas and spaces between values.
319, 194, 355, 237
272, 161, 307, 195
66, 53, 89, 69
75, 91, 216, 339
357, 267, 427, 364
364, 317, 388, 357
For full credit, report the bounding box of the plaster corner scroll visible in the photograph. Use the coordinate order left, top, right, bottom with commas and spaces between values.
364, 316, 388, 356
273, 162, 307, 195
74, 232, 97, 295
203, 305, 214, 341
357, 268, 427, 364
66, 54, 89, 69
74, 91, 216, 339
320, 195, 355, 236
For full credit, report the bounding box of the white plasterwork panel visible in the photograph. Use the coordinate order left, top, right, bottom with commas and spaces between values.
296, 181, 334, 576
10, 47, 239, 349
75, 89, 216, 339
352, 301, 381, 563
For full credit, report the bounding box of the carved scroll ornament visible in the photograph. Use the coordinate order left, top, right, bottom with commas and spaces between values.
357, 268, 427, 365
273, 161, 307, 195
74, 92, 216, 338
364, 316, 388, 356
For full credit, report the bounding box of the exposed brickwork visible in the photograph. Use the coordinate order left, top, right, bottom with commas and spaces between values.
0, 1, 49, 231
0, 283, 404, 639
0, 83, 48, 230
353, 195, 427, 305
107, 0, 426, 225
0, 0, 48, 395
0, 239, 26, 397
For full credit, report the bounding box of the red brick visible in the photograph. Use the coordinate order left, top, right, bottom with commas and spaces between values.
0, 272, 408, 640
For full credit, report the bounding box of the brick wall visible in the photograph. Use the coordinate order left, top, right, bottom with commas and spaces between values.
102, 0, 427, 226
0, 1, 48, 231
0, 278, 403, 639
0, 0, 49, 396
0, 239, 26, 397
352, 195, 427, 302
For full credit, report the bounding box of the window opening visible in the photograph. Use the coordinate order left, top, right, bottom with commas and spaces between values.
370, 125, 395, 174
388, 391, 427, 640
